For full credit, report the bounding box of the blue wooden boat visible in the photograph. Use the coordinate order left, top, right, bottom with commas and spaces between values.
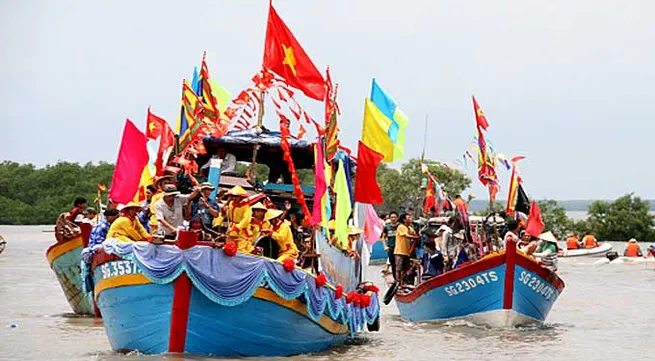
391, 241, 564, 327
90, 232, 380, 357
46, 224, 94, 315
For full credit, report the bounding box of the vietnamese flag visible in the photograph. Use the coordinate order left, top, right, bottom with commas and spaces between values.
423, 176, 436, 214
354, 141, 384, 205
147, 108, 175, 175
526, 201, 545, 237
263, 3, 326, 101
472, 95, 489, 131
146, 107, 168, 139
109, 119, 149, 204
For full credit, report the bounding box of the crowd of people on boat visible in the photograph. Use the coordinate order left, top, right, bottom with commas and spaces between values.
57, 162, 364, 271
378, 200, 569, 289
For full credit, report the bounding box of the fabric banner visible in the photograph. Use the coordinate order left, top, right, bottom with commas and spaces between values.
97, 239, 378, 335
315, 232, 361, 292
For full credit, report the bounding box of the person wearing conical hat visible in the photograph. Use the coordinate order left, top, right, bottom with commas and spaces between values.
213, 185, 251, 233
106, 202, 150, 242
537, 231, 559, 271
261, 209, 299, 262
148, 174, 176, 234
235, 202, 270, 254
343, 226, 362, 259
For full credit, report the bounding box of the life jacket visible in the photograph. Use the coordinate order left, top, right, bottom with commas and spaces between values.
624, 242, 640, 257
566, 237, 579, 250
583, 235, 597, 248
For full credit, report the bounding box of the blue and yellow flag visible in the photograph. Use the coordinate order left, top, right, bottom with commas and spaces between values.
360, 79, 408, 163
370, 79, 408, 161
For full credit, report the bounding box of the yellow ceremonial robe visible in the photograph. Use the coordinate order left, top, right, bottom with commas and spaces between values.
271, 220, 299, 262
107, 216, 150, 242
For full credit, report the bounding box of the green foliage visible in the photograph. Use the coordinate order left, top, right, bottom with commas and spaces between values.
585, 193, 655, 241
377, 158, 471, 213
0, 161, 114, 225
536, 200, 571, 239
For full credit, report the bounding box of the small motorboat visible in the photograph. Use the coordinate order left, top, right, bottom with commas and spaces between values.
384, 240, 564, 327
594, 250, 655, 266
534, 242, 613, 258
90, 231, 380, 357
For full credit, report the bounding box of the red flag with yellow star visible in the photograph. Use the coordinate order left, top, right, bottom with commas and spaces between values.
263, 3, 326, 101
146, 108, 175, 175
423, 176, 437, 214
472, 95, 489, 131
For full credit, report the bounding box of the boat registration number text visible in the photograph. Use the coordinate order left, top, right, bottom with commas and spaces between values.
444, 271, 499, 297
518, 271, 556, 301
101, 260, 140, 279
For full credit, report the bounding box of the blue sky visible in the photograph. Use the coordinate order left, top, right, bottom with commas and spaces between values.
2, 0, 654, 200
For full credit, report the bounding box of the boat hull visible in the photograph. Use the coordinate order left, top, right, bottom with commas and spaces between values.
92, 245, 366, 357
46, 236, 94, 315
369, 241, 387, 264
394, 243, 564, 327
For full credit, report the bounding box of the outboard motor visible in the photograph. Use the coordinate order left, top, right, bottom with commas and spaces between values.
606, 251, 619, 262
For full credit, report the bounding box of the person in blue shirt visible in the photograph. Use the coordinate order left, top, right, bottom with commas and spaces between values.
190, 182, 221, 229
137, 185, 157, 233
421, 238, 444, 281
88, 208, 120, 248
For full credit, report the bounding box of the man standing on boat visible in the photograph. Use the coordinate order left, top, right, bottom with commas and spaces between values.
154, 184, 200, 239
148, 175, 176, 234
394, 214, 419, 285
381, 211, 400, 279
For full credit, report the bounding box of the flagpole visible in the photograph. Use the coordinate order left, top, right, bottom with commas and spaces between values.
249, 89, 266, 183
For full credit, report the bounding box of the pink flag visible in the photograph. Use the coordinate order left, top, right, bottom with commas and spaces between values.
363, 204, 383, 246
109, 119, 149, 204
311, 140, 327, 225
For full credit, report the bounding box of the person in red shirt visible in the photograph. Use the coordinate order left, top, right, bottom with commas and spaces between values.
65, 197, 87, 224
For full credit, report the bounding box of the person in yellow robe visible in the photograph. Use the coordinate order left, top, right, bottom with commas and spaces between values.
213, 186, 251, 236
107, 202, 151, 242
149, 174, 176, 233
262, 209, 299, 262
235, 202, 269, 254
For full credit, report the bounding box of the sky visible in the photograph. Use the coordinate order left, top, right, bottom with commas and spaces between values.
2, 0, 654, 200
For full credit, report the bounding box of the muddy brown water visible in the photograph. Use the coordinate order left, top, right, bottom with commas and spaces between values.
1, 226, 653, 361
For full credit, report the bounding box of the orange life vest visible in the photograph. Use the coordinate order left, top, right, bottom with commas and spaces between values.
566, 237, 579, 250
583, 235, 597, 248
625, 242, 640, 257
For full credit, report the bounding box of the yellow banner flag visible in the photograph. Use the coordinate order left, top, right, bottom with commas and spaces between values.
361, 98, 394, 162
132, 165, 154, 203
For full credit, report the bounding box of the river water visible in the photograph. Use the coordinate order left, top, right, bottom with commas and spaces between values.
1, 225, 654, 361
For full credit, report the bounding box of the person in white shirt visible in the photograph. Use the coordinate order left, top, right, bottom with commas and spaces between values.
154, 184, 200, 238
216, 147, 237, 174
